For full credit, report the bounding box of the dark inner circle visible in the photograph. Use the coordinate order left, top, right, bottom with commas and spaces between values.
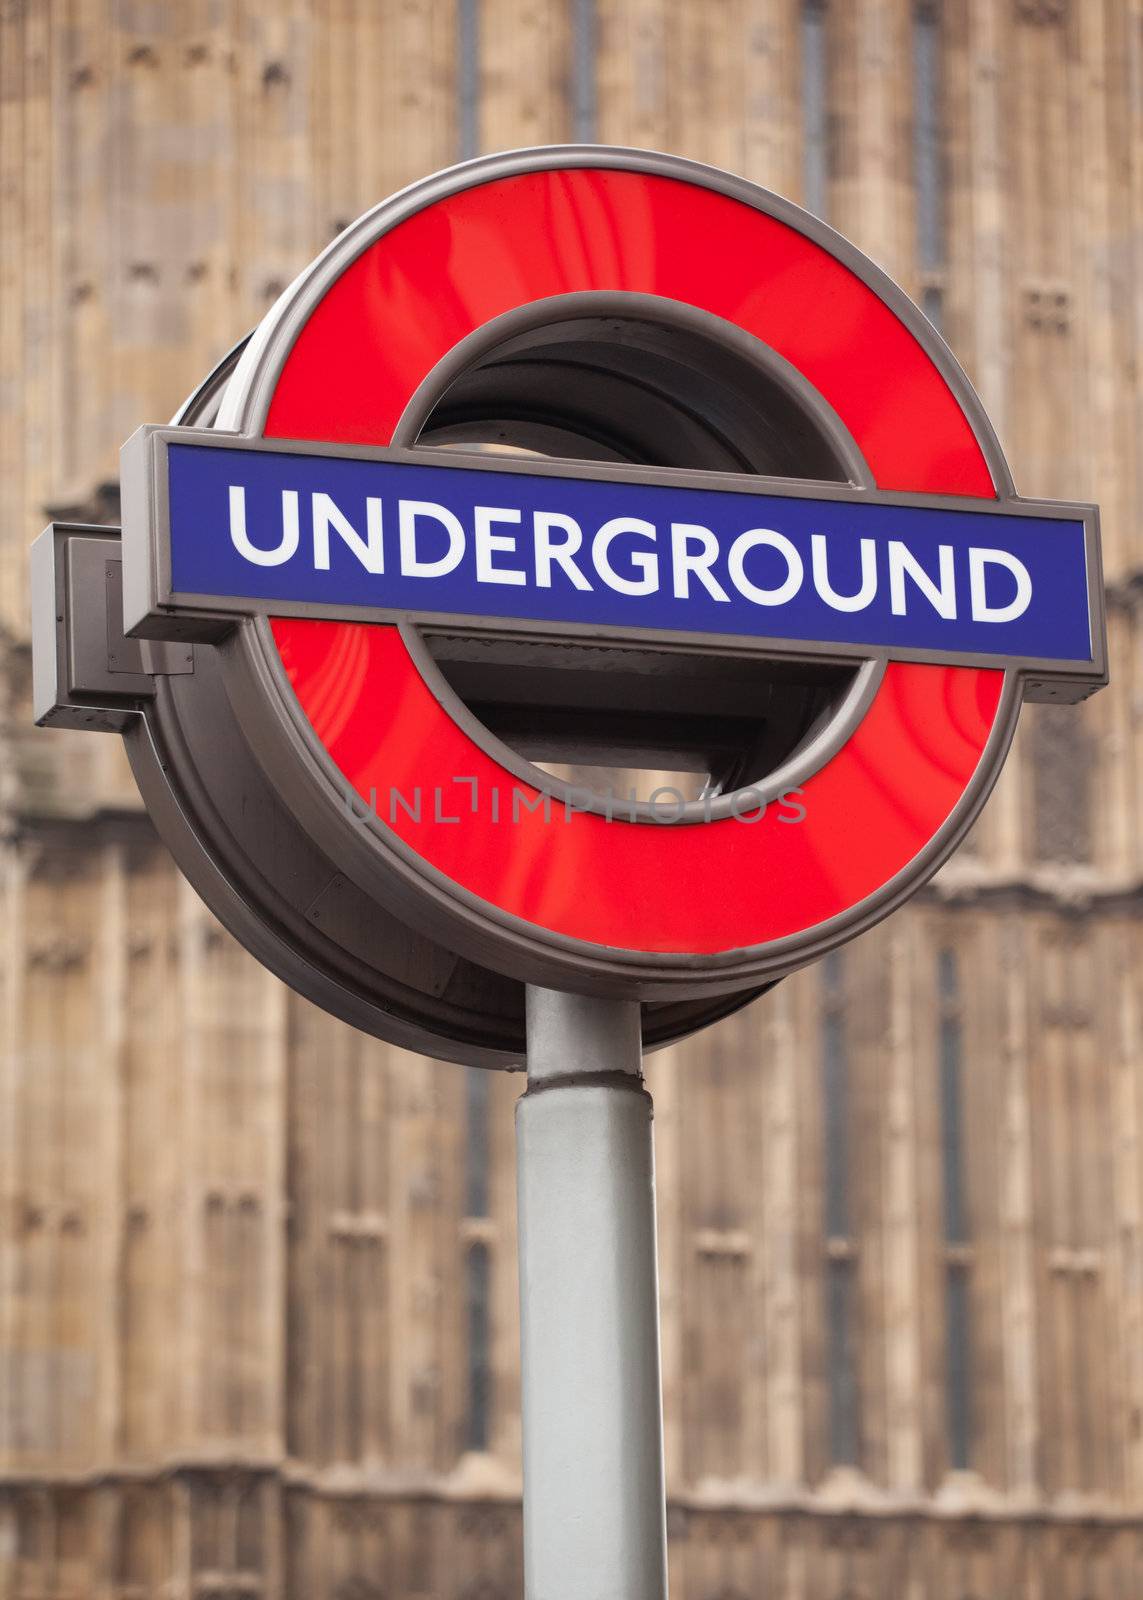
411, 313, 858, 801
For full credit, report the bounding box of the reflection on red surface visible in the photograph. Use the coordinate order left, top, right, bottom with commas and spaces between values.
273, 621, 1001, 953
264, 166, 1003, 956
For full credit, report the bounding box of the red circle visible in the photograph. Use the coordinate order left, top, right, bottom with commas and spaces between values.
262, 167, 1003, 958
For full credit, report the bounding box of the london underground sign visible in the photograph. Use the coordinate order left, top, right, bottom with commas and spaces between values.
34, 145, 1107, 1600
37, 144, 1106, 1034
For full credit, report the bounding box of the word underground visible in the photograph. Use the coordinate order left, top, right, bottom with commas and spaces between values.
232, 488, 1031, 620
163, 443, 1095, 667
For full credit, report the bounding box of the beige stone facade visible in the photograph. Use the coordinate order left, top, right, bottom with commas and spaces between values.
2, 1, 1142, 1595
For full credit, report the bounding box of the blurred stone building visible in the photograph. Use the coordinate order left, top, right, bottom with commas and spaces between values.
2, 1, 1142, 1596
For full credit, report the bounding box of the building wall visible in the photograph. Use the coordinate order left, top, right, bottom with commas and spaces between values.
2, 2, 1142, 1596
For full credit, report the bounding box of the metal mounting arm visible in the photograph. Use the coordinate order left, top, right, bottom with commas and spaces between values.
30, 522, 193, 733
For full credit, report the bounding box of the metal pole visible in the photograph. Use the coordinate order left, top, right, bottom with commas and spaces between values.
516, 986, 668, 1600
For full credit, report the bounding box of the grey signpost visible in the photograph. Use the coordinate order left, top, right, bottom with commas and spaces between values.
519, 990, 667, 1597
30, 146, 1107, 1598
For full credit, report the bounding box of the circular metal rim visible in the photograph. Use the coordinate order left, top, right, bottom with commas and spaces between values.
392, 291, 875, 480
202, 145, 1024, 997
391, 288, 884, 826
396, 619, 886, 827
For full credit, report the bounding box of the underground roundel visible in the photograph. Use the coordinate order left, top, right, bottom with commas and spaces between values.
118, 147, 1106, 1000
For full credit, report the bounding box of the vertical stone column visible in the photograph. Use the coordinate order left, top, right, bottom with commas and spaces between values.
998, 915, 1039, 1496
762, 978, 805, 1488
94, 843, 126, 1467
741, 0, 804, 199
882, 921, 923, 1492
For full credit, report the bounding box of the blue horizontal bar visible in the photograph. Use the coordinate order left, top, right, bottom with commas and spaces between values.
165, 441, 1093, 668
